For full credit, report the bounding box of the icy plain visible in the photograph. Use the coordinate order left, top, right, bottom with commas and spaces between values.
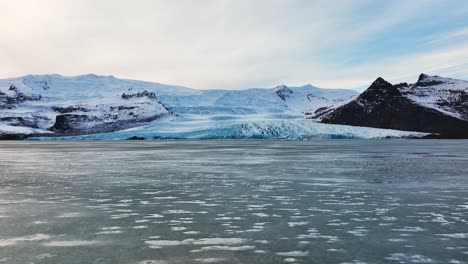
0, 140, 467, 263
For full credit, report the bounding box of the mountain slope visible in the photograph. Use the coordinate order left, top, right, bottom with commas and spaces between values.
313, 74, 468, 135
0, 74, 172, 136
400, 74, 468, 120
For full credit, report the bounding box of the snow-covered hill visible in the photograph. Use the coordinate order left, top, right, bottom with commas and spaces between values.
0, 74, 172, 137
313, 74, 468, 136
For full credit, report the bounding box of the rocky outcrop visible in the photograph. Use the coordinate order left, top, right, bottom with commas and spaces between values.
275, 85, 293, 101
121, 90, 158, 100
0, 116, 48, 128
0, 85, 41, 109
50, 111, 169, 135
52, 105, 90, 113
50, 114, 99, 133
400, 74, 468, 120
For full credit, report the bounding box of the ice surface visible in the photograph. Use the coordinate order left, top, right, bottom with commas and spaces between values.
43, 240, 103, 247
1, 140, 467, 263
0, 234, 51, 247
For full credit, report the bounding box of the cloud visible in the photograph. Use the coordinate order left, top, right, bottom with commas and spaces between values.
426, 26, 468, 45
0, 0, 467, 90
304, 43, 468, 90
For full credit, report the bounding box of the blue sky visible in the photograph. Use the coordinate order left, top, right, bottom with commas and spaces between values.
0, 0, 467, 91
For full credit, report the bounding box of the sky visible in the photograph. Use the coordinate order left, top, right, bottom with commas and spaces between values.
0, 0, 467, 91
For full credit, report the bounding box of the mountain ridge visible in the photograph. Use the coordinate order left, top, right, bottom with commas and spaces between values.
313, 73, 468, 137
1, 73, 467, 139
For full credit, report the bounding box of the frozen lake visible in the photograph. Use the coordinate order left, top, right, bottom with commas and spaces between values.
0, 140, 467, 264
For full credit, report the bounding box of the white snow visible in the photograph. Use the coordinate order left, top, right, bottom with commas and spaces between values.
400, 74, 468, 120
0, 124, 51, 135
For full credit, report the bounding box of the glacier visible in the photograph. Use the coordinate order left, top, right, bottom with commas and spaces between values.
0, 74, 428, 140
30, 114, 427, 140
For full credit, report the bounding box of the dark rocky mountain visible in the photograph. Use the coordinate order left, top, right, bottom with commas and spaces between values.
313, 74, 468, 137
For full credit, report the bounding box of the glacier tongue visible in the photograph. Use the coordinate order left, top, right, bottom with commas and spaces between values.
30, 114, 428, 140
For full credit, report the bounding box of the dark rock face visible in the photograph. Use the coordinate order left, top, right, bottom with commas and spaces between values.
50, 112, 168, 135
121, 90, 158, 100
0, 87, 41, 109
422, 131, 468, 139
0, 134, 28, 140
0, 116, 47, 128
51, 114, 98, 133
314, 77, 468, 135
275, 85, 293, 101
52, 106, 90, 113
306, 94, 328, 102
127, 136, 145, 140
415, 73, 445, 87
109, 106, 136, 111
46, 98, 171, 135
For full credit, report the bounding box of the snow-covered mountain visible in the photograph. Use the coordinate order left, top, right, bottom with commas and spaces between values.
313, 74, 468, 137
0, 74, 369, 139
0, 74, 171, 137
5, 73, 457, 140
400, 74, 468, 120
154, 83, 357, 116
